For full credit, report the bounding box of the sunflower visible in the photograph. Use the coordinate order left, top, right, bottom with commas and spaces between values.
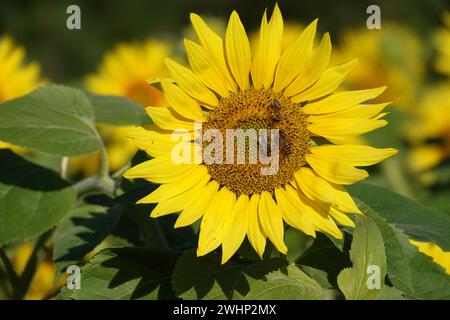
434, 12, 450, 76
0, 36, 43, 150
70, 40, 172, 175
86, 40, 170, 106
410, 240, 450, 275
12, 243, 62, 300
407, 84, 450, 179
334, 25, 424, 110
124, 5, 397, 263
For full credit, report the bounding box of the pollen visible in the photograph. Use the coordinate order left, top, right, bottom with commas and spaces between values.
203, 87, 311, 195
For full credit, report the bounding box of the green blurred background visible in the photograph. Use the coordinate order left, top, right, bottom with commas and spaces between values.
1, 0, 448, 82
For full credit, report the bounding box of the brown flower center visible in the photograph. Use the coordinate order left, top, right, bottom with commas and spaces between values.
202, 87, 310, 195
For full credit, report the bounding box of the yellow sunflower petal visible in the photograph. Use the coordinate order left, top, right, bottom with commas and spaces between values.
291, 59, 358, 103
150, 182, 206, 218
247, 194, 266, 258
184, 39, 230, 97
273, 19, 317, 92
137, 165, 210, 204
275, 187, 316, 237
124, 126, 196, 157
175, 181, 220, 228
293, 166, 362, 214
308, 118, 388, 142
303, 86, 387, 114
225, 11, 252, 89
190, 13, 236, 92
286, 185, 343, 239
294, 167, 336, 204
308, 103, 391, 121
221, 194, 250, 264
258, 191, 287, 254
198, 187, 236, 256
123, 156, 195, 183
329, 183, 362, 215
284, 32, 332, 97
146, 107, 195, 131
310, 145, 398, 167
251, 4, 283, 88
164, 58, 218, 108
306, 153, 369, 185
326, 206, 356, 227
160, 79, 205, 121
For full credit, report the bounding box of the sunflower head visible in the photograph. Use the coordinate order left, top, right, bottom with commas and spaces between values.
85, 40, 171, 107
334, 25, 424, 110
124, 5, 397, 264
407, 83, 450, 183
434, 12, 450, 76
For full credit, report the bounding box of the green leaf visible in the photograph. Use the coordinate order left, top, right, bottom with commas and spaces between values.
0, 85, 102, 156
337, 216, 387, 300
87, 93, 151, 126
375, 286, 406, 300
62, 248, 178, 300
173, 250, 331, 300
114, 185, 196, 251
0, 150, 76, 247
349, 182, 450, 251
354, 196, 450, 299
53, 203, 123, 277
296, 233, 351, 288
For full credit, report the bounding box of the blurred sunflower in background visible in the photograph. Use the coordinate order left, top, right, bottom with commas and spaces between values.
407, 84, 450, 181
11, 243, 60, 300
405, 11, 450, 187
124, 5, 397, 264
434, 11, 450, 76
0, 36, 43, 151
69, 40, 172, 175
410, 240, 450, 275
405, 12, 450, 274
334, 25, 424, 110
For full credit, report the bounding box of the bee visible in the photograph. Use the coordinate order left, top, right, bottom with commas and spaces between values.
279, 129, 292, 155
272, 99, 282, 122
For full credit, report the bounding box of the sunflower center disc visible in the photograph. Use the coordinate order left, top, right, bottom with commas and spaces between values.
203, 87, 310, 195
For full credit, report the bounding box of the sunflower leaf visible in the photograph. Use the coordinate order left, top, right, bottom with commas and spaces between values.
53, 203, 123, 279
87, 93, 152, 126
172, 250, 333, 300
354, 195, 450, 299
61, 247, 178, 300
337, 216, 387, 300
0, 85, 102, 156
349, 182, 450, 251
0, 150, 76, 247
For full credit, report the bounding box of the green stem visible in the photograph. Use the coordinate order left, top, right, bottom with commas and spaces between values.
73, 144, 115, 196
99, 143, 110, 180
12, 230, 52, 300
0, 248, 20, 296
381, 157, 414, 199
112, 163, 131, 180
60, 156, 69, 179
